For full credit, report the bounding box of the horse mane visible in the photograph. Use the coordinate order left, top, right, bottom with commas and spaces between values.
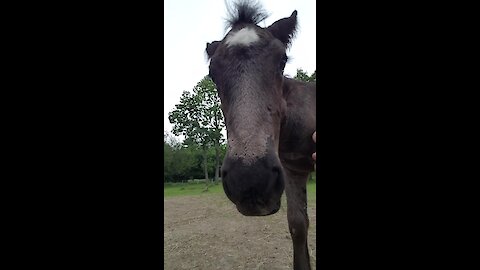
224, 0, 269, 31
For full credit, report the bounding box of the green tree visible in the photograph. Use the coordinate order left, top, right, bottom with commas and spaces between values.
294, 68, 316, 82
164, 131, 195, 182
168, 76, 225, 184
206, 143, 227, 180
309, 70, 316, 82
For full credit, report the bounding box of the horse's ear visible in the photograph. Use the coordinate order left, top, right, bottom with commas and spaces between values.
267, 10, 297, 46
206, 41, 221, 58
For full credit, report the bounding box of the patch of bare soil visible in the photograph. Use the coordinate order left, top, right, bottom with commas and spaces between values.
164, 193, 316, 269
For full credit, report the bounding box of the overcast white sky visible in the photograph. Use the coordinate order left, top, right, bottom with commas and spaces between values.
164, 0, 316, 138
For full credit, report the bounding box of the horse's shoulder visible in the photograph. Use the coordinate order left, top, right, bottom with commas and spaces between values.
283, 78, 316, 103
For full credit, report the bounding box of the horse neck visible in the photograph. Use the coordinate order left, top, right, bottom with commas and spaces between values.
282, 77, 316, 114
278, 77, 316, 170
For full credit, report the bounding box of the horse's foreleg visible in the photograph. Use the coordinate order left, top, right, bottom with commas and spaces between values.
284, 168, 311, 270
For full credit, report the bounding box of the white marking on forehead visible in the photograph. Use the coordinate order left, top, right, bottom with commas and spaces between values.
225, 27, 259, 47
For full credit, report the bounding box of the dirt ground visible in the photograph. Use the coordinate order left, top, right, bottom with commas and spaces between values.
164, 193, 316, 269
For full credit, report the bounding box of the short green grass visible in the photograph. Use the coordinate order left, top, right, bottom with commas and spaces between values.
164, 179, 316, 199
164, 181, 224, 197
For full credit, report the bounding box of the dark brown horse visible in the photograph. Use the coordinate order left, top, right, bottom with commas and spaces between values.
206, 1, 316, 269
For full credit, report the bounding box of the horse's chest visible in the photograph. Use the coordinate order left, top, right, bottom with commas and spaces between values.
278, 119, 315, 172
279, 151, 314, 173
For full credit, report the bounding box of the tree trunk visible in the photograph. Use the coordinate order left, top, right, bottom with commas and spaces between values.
203, 147, 209, 182
214, 141, 219, 183
213, 109, 221, 184
202, 147, 210, 192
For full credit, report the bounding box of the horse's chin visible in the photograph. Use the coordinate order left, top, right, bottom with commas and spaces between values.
235, 200, 281, 216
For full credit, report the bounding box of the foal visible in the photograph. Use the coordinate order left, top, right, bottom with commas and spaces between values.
206, 1, 316, 269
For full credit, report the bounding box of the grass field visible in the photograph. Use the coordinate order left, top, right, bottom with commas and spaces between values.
164, 175, 317, 269
164, 178, 316, 201
164, 181, 225, 197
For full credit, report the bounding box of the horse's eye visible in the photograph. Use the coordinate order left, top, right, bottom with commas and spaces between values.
280, 55, 288, 71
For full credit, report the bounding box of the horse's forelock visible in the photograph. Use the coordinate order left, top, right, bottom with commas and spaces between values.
224, 0, 269, 31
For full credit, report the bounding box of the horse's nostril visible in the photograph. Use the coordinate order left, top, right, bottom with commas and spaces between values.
223, 179, 232, 198
272, 166, 281, 178
271, 166, 284, 192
